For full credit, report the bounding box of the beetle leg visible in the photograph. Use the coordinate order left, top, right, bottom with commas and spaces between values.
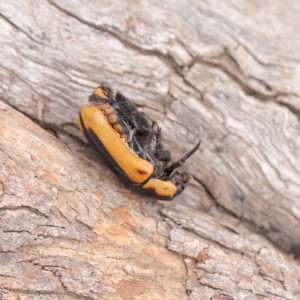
141, 126, 156, 134
132, 135, 150, 160
120, 119, 151, 160
130, 115, 156, 135
155, 127, 171, 162
127, 128, 136, 144
134, 123, 156, 135
165, 140, 201, 175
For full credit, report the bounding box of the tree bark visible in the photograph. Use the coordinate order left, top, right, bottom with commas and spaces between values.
0, 0, 300, 299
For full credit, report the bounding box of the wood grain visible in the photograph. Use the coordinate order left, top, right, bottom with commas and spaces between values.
0, 0, 300, 298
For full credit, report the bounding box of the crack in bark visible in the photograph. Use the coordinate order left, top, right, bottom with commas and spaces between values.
37, 224, 66, 229
0, 274, 15, 278
192, 175, 244, 221
0, 287, 66, 296
3, 230, 33, 235
241, 43, 287, 69
0, 13, 43, 46
0, 205, 49, 218
75, 217, 94, 230
187, 56, 272, 100
41, 266, 72, 297
276, 100, 300, 120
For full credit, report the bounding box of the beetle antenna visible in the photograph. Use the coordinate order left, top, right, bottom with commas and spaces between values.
165, 140, 201, 174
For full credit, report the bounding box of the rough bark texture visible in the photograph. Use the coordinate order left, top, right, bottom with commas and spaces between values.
0, 0, 300, 299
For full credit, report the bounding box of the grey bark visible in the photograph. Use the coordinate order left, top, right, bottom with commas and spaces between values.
0, 0, 300, 299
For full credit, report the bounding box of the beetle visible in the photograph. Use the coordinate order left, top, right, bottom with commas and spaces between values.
78, 85, 201, 200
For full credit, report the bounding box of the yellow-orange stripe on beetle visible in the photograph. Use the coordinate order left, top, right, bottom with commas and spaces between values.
79, 104, 154, 184
142, 178, 177, 198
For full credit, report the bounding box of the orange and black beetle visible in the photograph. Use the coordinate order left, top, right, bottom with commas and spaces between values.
78, 86, 201, 200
